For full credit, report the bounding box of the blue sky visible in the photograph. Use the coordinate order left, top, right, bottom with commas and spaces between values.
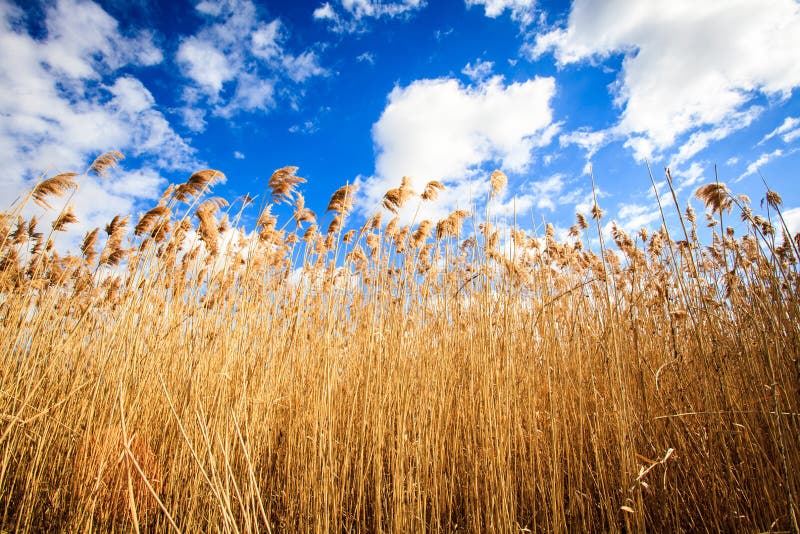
2, 0, 800, 247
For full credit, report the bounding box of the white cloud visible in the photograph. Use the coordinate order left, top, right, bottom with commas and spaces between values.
289, 120, 319, 134
669, 106, 763, 167
313, 0, 426, 33
466, 0, 537, 26
0, 0, 197, 250
785, 129, 800, 144
759, 116, 800, 145
434, 27, 454, 41
109, 76, 155, 113
251, 20, 282, 60
491, 174, 571, 217
670, 161, 706, 194
40, 0, 162, 77
784, 207, 800, 235
737, 148, 784, 182
177, 0, 327, 127
462, 59, 494, 82
356, 51, 376, 64
180, 105, 208, 133
234, 151, 245, 159
559, 128, 609, 159
215, 73, 276, 117
313, 3, 338, 20
523, 174, 565, 212
532, 0, 800, 161
358, 75, 557, 221
613, 203, 661, 234
177, 39, 236, 97
284, 51, 327, 83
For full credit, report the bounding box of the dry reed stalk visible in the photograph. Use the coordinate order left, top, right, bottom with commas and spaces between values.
1, 155, 799, 533
72, 425, 163, 523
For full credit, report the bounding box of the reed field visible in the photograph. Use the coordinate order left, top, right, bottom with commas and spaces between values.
1, 152, 799, 532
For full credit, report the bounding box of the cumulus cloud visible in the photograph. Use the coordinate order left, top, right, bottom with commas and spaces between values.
0, 0, 197, 244
612, 203, 661, 234
177, 39, 236, 96
177, 0, 327, 127
531, 0, 800, 161
462, 59, 494, 82
358, 75, 557, 221
784, 207, 800, 236
466, 0, 537, 26
313, 0, 426, 33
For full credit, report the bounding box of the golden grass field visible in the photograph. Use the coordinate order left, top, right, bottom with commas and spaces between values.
1, 152, 799, 532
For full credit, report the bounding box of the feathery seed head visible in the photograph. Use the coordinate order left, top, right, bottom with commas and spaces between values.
268, 166, 306, 204
421, 180, 445, 201
51, 205, 78, 231
32, 172, 78, 209
174, 169, 225, 202
695, 182, 732, 214
489, 170, 507, 199
89, 151, 125, 176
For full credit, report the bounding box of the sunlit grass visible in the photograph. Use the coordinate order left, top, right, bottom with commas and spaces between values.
1, 154, 798, 532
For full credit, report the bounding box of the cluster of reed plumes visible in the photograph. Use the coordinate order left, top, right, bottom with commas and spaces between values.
1, 152, 799, 532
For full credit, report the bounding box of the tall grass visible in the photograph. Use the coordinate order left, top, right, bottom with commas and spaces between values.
1, 155, 798, 532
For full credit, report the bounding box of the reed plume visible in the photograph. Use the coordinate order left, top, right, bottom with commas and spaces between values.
51, 205, 78, 231
327, 184, 359, 215
174, 169, 225, 202
422, 180, 445, 201
382, 176, 416, 213
134, 205, 170, 236
268, 166, 306, 204
489, 170, 507, 199
31, 172, 78, 209
695, 182, 732, 214
89, 151, 125, 176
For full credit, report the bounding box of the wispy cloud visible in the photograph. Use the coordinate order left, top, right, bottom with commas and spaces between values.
177, 0, 328, 128
462, 59, 494, 83
758, 116, 800, 145
612, 202, 661, 234
669, 106, 764, 167
356, 51, 376, 64
313, 0, 426, 33
559, 128, 610, 160
289, 120, 319, 134
736, 148, 785, 182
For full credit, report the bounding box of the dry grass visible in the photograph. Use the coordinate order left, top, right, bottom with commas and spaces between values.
1, 155, 799, 532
